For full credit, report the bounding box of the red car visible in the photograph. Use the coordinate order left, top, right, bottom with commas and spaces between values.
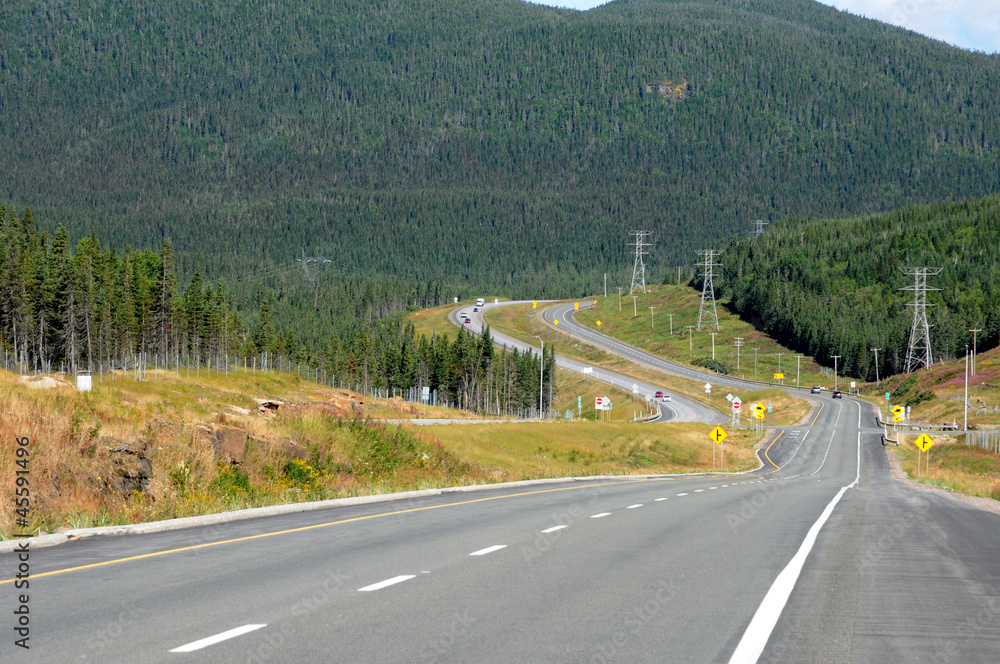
655, 391, 664, 398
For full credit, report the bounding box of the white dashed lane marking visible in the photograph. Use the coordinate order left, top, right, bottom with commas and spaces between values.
359, 575, 416, 592
470, 545, 507, 556
677, 493, 689, 496
655, 497, 668, 502
169, 624, 267, 653
591, 512, 612, 519
541, 525, 567, 533
627, 504, 643, 509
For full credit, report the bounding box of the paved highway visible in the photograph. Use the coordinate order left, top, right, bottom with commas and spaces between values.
3, 304, 999, 662
453, 300, 722, 424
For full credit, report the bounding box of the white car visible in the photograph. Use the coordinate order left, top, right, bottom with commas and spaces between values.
662, 395, 672, 402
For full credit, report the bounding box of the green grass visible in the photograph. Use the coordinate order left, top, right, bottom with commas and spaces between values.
894, 437, 1000, 501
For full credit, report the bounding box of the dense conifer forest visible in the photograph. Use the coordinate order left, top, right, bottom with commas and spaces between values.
3, 0, 1000, 296
721, 196, 1000, 381
0, 205, 554, 415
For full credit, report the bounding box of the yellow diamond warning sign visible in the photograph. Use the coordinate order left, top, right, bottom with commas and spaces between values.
709, 426, 727, 444
913, 434, 935, 452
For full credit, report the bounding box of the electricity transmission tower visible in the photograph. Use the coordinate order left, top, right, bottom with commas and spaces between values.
696, 249, 722, 331
751, 219, 769, 236
298, 250, 332, 308
629, 231, 652, 294
900, 267, 942, 373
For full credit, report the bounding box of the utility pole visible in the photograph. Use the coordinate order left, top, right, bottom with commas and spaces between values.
604, 273, 607, 298
754, 348, 759, 382
795, 354, 803, 386
901, 267, 943, 373
696, 249, 722, 331
832, 355, 841, 391
871, 347, 881, 385
633, 295, 638, 318
734, 337, 745, 372
667, 313, 674, 335
964, 346, 969, 431
777, 352, 783, 374
618, 287, 623, 312
534, 336, 544, 419
649, 306, 655, 329
970, 328, 982, 376
687, 326, 694, 353
710, 332, 717, 360
677, 266, 682, 286
629, 231, 652, 294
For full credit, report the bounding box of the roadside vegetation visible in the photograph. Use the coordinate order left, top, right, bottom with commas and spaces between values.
894, 437, 1000, 502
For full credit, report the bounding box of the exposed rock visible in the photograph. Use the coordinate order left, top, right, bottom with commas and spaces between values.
107, 441, 154, 495
210, 426, 249, 464
19, 374, 72, 390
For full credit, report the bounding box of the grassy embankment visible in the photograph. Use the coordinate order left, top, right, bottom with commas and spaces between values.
867, 344, 1000, 501
0, 368, 489, 538
481, 295, 810, 427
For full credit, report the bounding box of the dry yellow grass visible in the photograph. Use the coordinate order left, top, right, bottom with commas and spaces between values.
414, 420, 764, 480
894, 436, 1000, 501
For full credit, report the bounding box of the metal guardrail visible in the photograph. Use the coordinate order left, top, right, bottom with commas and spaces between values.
875, 407, 961, 433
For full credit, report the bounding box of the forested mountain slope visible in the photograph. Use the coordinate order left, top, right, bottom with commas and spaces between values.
3, 0, 999, 293
721, 196, 1000, 380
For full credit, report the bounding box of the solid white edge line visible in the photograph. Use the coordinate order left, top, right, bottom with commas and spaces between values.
358, 574, 417, 591
541, 525, 567, 533
169, 624, 267, 653
470, 545, 507, 556
590, 512, 611, 518
728, 402, 862, 664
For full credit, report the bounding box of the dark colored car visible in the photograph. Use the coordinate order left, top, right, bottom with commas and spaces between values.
833, 390, 842, 399
655, 391, 664, 398
473, 307, 479, 312
464, 318, 471, 324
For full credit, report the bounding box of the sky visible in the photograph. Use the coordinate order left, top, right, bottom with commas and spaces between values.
524, 0, 1000, 54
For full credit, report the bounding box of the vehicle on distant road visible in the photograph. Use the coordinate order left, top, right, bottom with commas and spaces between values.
811, 386, 821, 394
476, 297, 485, 307
662, 395, 672, 402
655, 391, 664, 398
833, 390, 842, 399
464, 318, 471, 325
473, 307, 479, 312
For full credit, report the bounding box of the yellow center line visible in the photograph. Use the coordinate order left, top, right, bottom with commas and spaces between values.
810, 401, 825, 427
1, 480, 646, 585
763, 430, 784, 474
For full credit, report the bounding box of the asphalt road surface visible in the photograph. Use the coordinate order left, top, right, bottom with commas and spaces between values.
3, 306, 999, 663
453, 301, 721, 424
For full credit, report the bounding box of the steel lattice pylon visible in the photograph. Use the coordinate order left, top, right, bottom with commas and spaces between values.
901, 267, 942, 373
696, 249, 722, 331
629, 231, 652, 294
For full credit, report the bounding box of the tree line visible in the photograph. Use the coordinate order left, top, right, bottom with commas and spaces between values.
720, 196, 1000, 381
0, 204, 554, 414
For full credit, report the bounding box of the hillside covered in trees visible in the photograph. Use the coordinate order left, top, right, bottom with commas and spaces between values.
721, 196, 1000, 381
2, 0, 1000, 297
0, 205, 554, 415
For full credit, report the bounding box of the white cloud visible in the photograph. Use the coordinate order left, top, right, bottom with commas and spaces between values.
523, 0, 1000, 53
807, 1, 998, 53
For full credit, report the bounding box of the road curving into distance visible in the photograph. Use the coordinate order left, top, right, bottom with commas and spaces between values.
452, 300, 722, 424
3, 301, 999, 662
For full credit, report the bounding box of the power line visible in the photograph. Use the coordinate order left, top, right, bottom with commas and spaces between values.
696, 249, 722, 331
900, 267, 943, 373
629, 230, 652, 294
751, 219, 769, 236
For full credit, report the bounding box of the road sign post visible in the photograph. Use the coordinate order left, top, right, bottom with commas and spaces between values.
710, 426, 727, 470
914, 434, 935, 477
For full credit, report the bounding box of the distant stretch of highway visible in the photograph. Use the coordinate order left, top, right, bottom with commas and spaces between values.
452, 300, 722, 424
3, 301, 999, 663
